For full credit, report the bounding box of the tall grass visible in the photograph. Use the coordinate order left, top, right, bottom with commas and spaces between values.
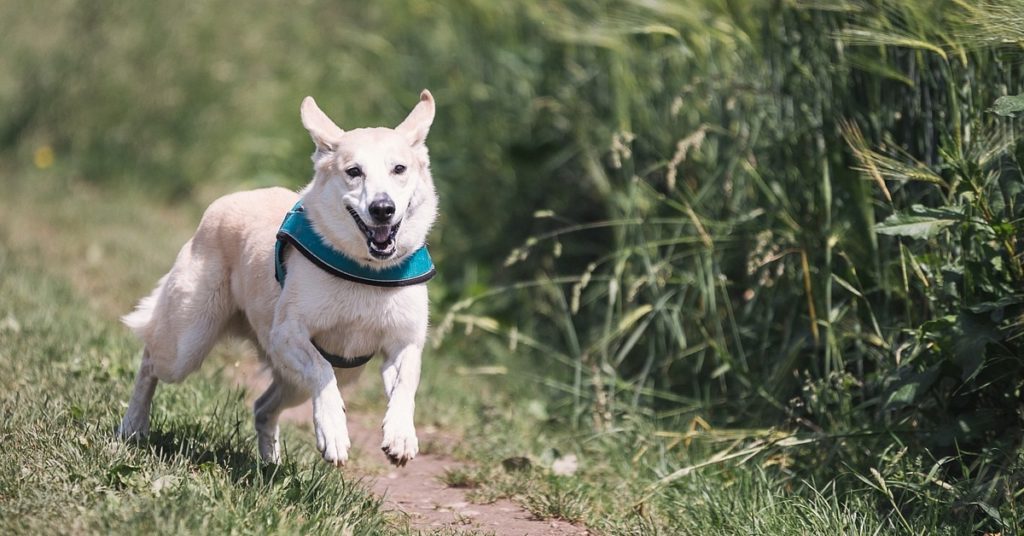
435, 0, 1024, 528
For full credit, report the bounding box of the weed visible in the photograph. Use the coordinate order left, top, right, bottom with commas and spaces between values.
521, 477, 589, 524
439, 467, 483, 489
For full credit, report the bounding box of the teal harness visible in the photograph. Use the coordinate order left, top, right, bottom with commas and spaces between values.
274, 200, 436, 368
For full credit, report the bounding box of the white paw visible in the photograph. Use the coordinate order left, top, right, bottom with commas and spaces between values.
381, 418, 418, 467
314, 399, 350, 467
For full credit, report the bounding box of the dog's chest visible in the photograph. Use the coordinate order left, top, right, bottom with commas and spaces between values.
294, 275, 428, 356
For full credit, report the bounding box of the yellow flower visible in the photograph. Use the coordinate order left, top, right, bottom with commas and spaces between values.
33, 145, 54, 169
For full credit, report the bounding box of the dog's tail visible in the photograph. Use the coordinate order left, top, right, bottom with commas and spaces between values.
121, 274, 168, 338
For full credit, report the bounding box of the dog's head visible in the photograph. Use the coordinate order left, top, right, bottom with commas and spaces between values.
298, 90, 439, 268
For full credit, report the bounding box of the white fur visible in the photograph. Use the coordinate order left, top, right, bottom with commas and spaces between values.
117, 90, 439, 467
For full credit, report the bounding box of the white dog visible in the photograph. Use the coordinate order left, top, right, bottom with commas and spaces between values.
117, 90, 439, 467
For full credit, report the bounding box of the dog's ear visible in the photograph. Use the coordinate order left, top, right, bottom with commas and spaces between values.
300, 96, 344, 153
395, 90, 435, 147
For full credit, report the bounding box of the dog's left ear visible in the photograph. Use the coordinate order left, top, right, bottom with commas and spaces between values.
395, 90, 435, 147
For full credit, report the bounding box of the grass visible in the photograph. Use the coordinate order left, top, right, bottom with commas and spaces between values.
439, 467, 483, 490
3, 167, 1007, 535
0, 239, 391, 534
443, 400, 1020, 534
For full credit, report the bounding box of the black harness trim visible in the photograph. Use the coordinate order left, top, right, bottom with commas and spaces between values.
311, 340, 374, 369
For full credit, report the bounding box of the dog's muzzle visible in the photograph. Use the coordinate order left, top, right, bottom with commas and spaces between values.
346, 206, 400, 259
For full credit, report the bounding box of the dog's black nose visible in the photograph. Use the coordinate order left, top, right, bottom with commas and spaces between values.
368, 195, 396, 223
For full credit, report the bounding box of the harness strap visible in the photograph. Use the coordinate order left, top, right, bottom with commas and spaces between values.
311, 340, 374, 369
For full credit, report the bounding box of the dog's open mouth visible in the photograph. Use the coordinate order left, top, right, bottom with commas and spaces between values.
346, 206, 400, 259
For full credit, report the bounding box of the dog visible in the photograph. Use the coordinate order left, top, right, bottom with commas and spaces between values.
117, 90, 439, 467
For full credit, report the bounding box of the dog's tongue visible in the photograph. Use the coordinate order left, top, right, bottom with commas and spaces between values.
372, 226, 391, 244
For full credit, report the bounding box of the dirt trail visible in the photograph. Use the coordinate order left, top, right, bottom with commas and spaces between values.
232, 364, 587, 535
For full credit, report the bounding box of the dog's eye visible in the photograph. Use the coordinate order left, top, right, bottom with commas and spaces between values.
345, 166, 363, 178
392, 164, 406, 175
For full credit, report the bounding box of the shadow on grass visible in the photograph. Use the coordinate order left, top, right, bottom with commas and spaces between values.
122, 392, 388, 518
146, 425, 270, 484
117, 397, 390, 532
137, 396, 284, 487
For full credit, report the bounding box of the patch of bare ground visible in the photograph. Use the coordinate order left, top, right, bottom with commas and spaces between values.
230, 360, 588, 536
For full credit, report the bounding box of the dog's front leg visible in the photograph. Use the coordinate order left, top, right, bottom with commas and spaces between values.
268, 320, 350, 467
380, 343, 422, 466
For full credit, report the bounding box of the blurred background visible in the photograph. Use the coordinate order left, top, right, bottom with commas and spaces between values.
3, 0, 1024, 531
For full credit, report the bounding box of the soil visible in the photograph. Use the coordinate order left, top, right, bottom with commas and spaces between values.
231, 363, 588, 536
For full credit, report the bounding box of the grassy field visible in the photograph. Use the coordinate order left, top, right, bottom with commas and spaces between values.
4, 0, 1024, 534
0, 185, 392, 533
0, 170, 1012, 534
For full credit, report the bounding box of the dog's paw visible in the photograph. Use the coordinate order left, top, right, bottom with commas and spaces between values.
257, 427, 281, 464
381, 420, 418, 467
314, 400, 350, 467
318, 430, 350, 467
116, 419, 149, 442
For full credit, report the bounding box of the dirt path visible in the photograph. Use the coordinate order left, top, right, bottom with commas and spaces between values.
231, 363, 587, 536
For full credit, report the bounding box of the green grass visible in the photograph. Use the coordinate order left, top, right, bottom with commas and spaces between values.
436, 375, 1020, 534
0, 243, 393, 534
1, 168, 1007, 535
2, 159, 1020, 535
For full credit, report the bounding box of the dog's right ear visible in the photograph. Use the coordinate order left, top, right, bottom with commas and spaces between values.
300, 96, 344, 153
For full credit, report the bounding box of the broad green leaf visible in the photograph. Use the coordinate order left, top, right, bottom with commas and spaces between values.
884, 368, 938, 409
908, 204, 963, 219
966, 294, 1024, 313
954, 312, 1000, 381
885, 382, 920, 407
991, 94, 1024, 117
876, 212, 955, 239
973, 501, 1005, 526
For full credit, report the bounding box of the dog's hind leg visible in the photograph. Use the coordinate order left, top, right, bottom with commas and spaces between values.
118, 349, 158, 440
119, 246, 234, 442
254, 375, 307, 463
135, 265, 235, 388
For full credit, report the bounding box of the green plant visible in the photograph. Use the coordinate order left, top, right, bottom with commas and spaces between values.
439, 466, 484, 489
436, 0, 1024, 528
521, 477, 589, 524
